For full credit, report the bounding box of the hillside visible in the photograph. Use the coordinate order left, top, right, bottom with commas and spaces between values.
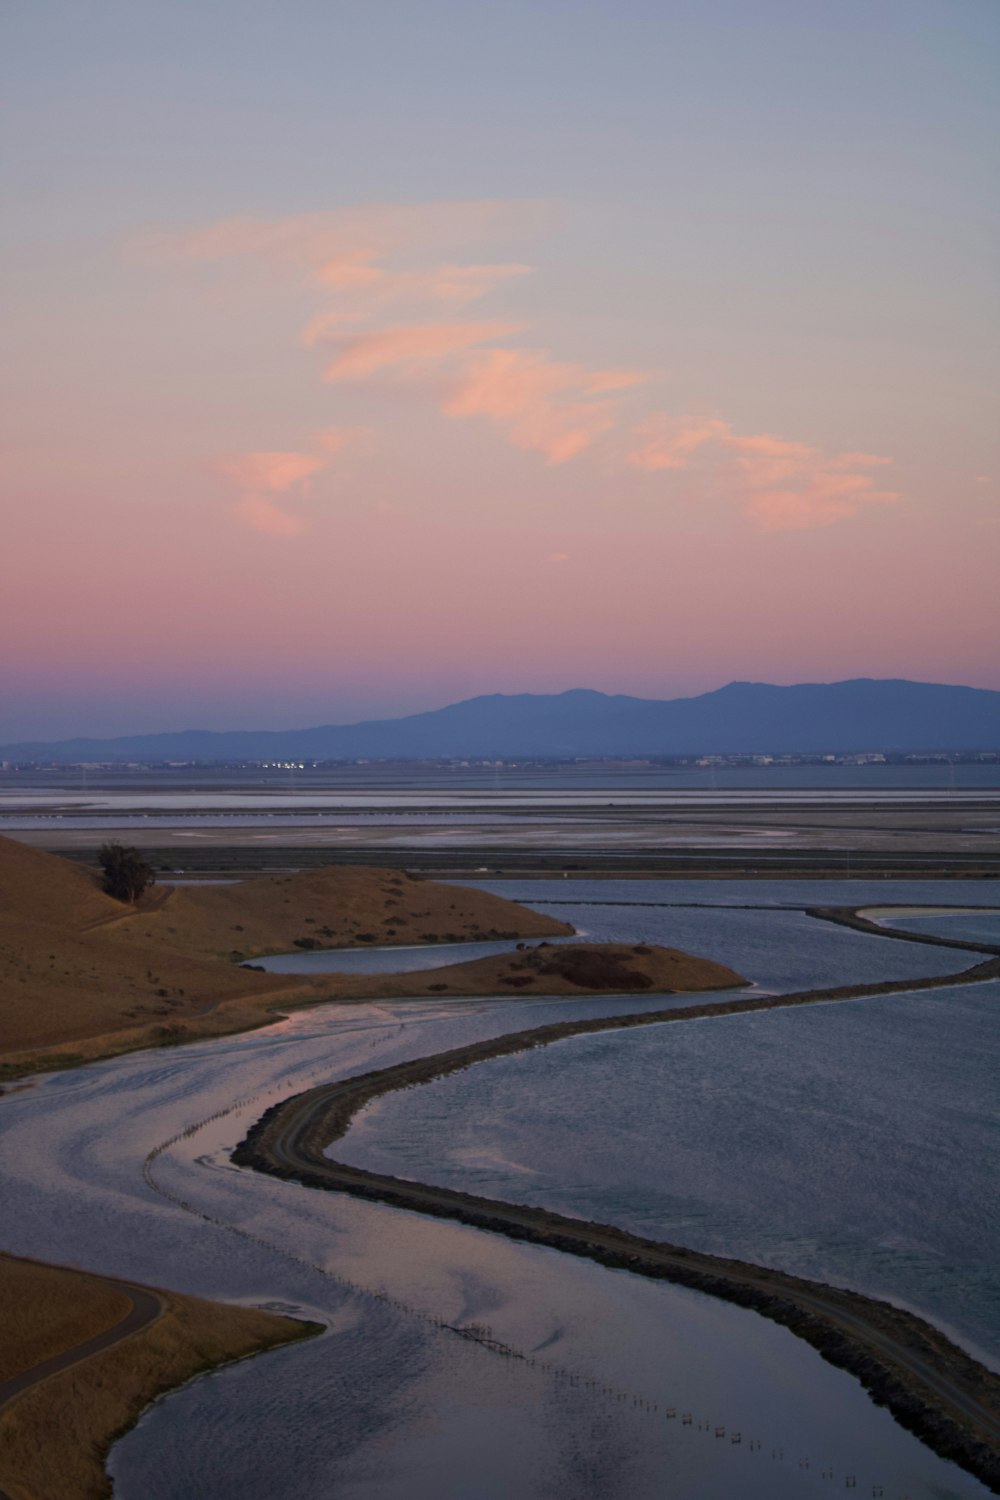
5, 678, 999, 760
0, 836, 305, 1057
0, 837, 569, 1067
102, 864, 571, 963
0, 835, 121, 929
0, 836, 741, 1080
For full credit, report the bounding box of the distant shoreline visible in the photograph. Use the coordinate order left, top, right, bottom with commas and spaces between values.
44, 844, 1000, 879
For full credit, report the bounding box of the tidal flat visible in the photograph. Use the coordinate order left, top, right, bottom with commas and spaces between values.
1, 878, 996, 1497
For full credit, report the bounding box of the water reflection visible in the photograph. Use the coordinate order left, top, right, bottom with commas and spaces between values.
0, 881, 993, 1497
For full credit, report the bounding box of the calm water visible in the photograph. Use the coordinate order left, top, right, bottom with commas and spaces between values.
338, 882, 1000, 1366
461, 877, 992, 992
869, 910, 1000, 947
247, 936, 578, 976
4, 763, 1000, 794
1, 878, 996, 1497
341, 981, 1000, 1365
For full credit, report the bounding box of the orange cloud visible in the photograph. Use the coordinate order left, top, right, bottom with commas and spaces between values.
723, 431, 897, 529
628, 415, 732, 470
133, 202, 548, 283
742, 473, 897, 530
219, 432, 368, 535
629, 414, 896, 528
146, 201, 899, 507
313, 254, 532, 308
219, 450, 328, 493
316, 253, 386, 290
424, 262, 533, 304
322, 320, 523, 380
444, 348, 646, 463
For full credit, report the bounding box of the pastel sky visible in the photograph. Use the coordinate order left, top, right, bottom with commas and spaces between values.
2, 0, 998, 738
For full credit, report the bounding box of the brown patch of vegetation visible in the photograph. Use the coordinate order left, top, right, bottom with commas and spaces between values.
307, 942, 745, 1003
0, 1254, 319, 1500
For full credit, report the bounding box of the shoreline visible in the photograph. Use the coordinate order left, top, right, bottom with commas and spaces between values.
0, 1253, 321, 1500
234, 956, 1000, 1493
5, 898, 998, 1084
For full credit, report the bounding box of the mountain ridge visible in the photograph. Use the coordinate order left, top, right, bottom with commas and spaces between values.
3, 679, 999, 761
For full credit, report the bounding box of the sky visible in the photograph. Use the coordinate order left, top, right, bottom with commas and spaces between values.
2, 0, 998, 739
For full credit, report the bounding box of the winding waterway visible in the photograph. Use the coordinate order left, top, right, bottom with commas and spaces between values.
1, 878, 996, 1497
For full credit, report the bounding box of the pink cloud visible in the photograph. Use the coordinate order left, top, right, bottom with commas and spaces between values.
219, 450, 328, 493
144, 201, 899, 507
629, 413, 897, 528
322, 320, 523, 380
628, 415, 732, 470
317, 308, 645, 463
138, 201, 649, 469
219, 432, 368, 535
314, 425, 371, 456
233, 494, 306, 536
133, 202, 548, 284
315, 253, 386, 289
722, 431, 897, 528
424, 262, 533, 304
313, 255, 532, 309
444, 348, 646, 463
743, 474, 896, 530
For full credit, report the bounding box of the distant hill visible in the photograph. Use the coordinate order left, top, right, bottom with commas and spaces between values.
3, 679, 999, 762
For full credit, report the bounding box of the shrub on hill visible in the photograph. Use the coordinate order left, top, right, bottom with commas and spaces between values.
98, 843, 155, 905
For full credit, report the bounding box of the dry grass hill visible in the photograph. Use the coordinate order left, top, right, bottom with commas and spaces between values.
0, 1253, 318, 1500
0, 836, 570, 1070
0, 836, 741, 1077
101, 861, 569, 962
312, 940, 745, 1002
0, 836, 305, 1059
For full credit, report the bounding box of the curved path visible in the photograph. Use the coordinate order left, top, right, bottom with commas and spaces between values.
0, 1277, 163, 1500
0, 1280, 164, 1415
235, 924, 1000, 1492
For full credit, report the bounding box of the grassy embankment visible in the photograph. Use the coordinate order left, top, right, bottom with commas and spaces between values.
0, 1254, 320, 1500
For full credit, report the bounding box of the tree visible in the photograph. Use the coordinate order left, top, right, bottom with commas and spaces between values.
98, 842, 155, 904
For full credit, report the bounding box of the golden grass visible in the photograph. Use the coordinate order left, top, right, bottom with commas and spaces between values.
101, 862, 570, 961
0, 913, 306, 1055
0, 836, 570, 1067
0, 1255, 320, 1500
0, 836, 120, 929
0, 833, 738, 1079
0, 1258, 131, 1382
